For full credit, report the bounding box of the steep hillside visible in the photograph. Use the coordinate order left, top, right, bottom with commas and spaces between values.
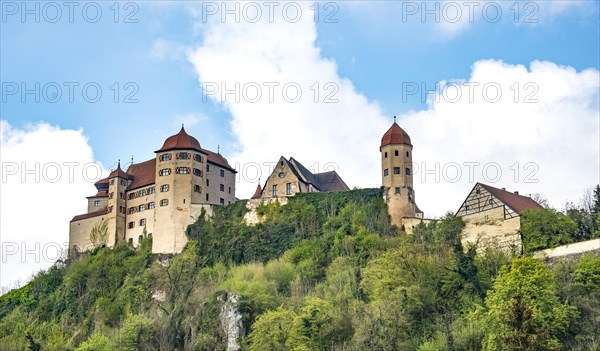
1, 189, 598, 350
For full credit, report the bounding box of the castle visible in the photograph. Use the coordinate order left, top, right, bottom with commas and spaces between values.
69, 126, 236, 254
70, 119, 541, 254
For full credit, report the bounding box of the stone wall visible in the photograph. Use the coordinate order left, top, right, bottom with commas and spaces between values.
460, 206, 521, 251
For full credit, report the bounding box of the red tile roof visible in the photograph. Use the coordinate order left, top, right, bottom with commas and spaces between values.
202, 148, 236, 173
381, 122, 412, 148
126, 158, 156, 190
86, 190, 108, 198
70, 207, 109, 222
479, 183, 543, 214
156, 126, 202, 152
108, 162, 131, 179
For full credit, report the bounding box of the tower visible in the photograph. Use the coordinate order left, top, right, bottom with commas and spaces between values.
381, 117, 417, 227
106, 161, 130, 246
153, 126, 207, 253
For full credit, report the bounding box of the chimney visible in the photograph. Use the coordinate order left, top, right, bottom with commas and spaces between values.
514, 191, 519, 195
501, 187, 506, 191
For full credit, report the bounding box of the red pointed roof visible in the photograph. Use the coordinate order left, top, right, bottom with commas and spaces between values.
381, 121, 412, 148
156, 126, 202, 152
251, 184, 262, 199
108, 162, 130, 179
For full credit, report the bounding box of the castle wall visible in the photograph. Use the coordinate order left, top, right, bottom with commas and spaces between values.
263, 159, 303, 198
205, 163, 236, 205
69, 214, 110, 253
125, 185, 156, 247
87, 197, 108, 213
460, 206, 522, 251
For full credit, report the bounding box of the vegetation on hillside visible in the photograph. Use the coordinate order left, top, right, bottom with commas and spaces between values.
0, 188, 598, 350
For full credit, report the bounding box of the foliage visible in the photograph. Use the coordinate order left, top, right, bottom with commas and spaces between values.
520, 208, 578, 252
0, 188, 598, 350
89, 219, 109, 247
481, 257, 578, 351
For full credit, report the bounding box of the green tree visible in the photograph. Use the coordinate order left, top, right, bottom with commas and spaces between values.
482, 257, 577, 351
247, 308, 296, 351
520, 208, 577, 252
122, 314, 156, 351
89, 220, 109, 247
75, 333, 114, 351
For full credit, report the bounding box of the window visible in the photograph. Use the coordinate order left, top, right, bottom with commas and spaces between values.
194, 168, 202, 177
139, 189, 146, 197
147, 233, 152, 238
194, 154, 202, 162
119, 192, 124, 199
138, 235, 143, 243
195, 185, 201, 193
272, 184, 278, 197
94, 200, 101, 207
109, 206, 114, 212
160, 199, 168, 207
121, 179, 126, 186
286, 183, 292, 195
220, 169, 225, 177
139, 204, 145, 212
228, 187, 231, 194
159, 168, 171, 176
128, 193, 135, 200
384, 152, 388, 158
148, 187, 155, 195
206, 194, 209, 201
406, 151, 409, 157
148, 202, 155, 209
128, 221, 134, 229
220, 198, 225, 205
176, 167, 190, 174
206, 164, 210, 172
128, 207, 135, 214
110, 179, 115, 185
161, 184, 169, 192
119, 206, 124, 213
128, 238, 133, 245
109, 192, 114, 199
139, 218, 146, 226
395, 150, 399, 156
206, 179, 210, 187
394, 167, 400, 174
395, 187, 401, 194
405, 168, 411, 175
383, 169, 389, 176
177, 152, 190, 160
159, 153, 171, 161
220, 184, 224, 192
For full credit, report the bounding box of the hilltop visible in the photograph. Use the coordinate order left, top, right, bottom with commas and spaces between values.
1, 188, 598, 350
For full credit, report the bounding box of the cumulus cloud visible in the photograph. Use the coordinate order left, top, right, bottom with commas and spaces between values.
401, 60, 599, 216
188, 1, 390, 198
188, 2, 599, 217
0, 121, 107, 292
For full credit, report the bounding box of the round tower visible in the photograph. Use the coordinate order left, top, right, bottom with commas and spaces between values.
153, 126, 207, 253
381, 117, 416, 227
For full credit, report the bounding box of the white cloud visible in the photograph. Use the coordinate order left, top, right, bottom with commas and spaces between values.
188, 2, 389, 198
0, 121, 107, 292
187, 2, 599, 217
401, 60, 599, 216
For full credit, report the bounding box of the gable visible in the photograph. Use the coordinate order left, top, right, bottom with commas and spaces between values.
456, 183, 519, 220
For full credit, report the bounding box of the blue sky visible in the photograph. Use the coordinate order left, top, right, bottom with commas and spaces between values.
1, 1, 599, 289
2, 1, 598, 164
